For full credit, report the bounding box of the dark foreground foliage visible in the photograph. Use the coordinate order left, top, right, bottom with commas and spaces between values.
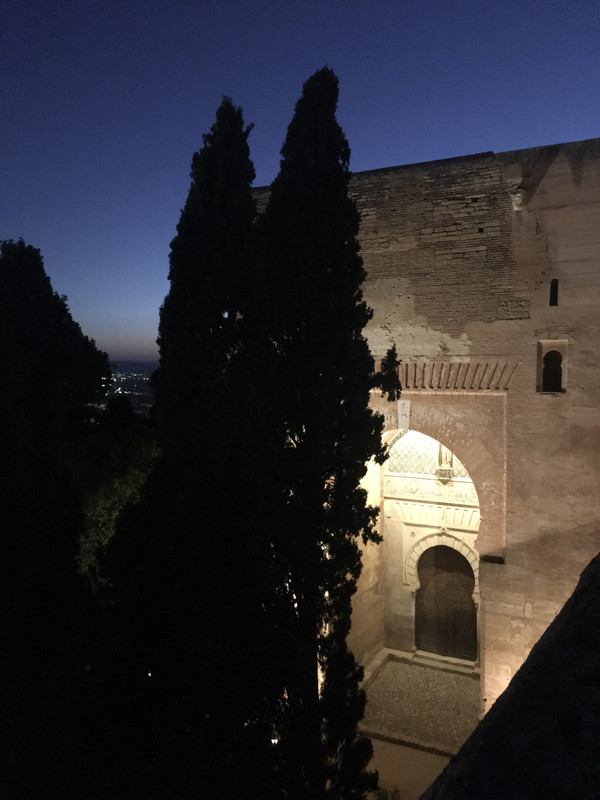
258, 67, 400, 797
0, 70, 400, 799
0, 240, 113, 797
96, 69, 399, 799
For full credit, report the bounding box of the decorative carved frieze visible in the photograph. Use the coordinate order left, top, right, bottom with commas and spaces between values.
384, 475, 479, 507
390, 499, 480, 532
399, 360, 518, 391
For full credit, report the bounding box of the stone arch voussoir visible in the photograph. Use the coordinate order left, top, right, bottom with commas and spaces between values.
405, 531, 480, 596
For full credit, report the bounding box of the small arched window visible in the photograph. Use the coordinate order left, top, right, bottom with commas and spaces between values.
537, 340, 568, 394
542, 349, 562, 392
549, 279, 559, 307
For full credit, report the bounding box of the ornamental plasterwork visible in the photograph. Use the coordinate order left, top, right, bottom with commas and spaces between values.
384, 475, 479, 507
389, 498, 480, 532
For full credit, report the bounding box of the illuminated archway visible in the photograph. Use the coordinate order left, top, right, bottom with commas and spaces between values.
380, 428, 481, 659
382, 394, 506, 559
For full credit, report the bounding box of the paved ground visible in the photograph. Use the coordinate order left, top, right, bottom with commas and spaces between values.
369, 739, 450, 800
360, 654, 481, 797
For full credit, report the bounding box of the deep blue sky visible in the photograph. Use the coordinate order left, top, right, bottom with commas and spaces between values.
3, 0, 599, 360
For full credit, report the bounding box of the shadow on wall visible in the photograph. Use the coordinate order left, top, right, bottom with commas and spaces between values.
420, 547, 600, 800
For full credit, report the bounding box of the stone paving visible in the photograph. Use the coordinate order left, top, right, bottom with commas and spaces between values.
361, 655, 481, 755
368, 739, 450, 800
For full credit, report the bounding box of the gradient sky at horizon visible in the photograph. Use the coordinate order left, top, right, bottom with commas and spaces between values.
3, 0, 599, 361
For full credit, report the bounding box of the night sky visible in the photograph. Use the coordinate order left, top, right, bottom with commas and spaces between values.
3, 0, 599, 361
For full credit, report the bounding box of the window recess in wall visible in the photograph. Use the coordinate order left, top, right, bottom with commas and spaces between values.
549, 279, 559, 307
537, 339, 568, 393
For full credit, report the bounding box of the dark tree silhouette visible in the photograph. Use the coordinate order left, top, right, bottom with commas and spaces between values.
97, 73, 399, 799
97, 99, 275, 798
0, 239, 111, 797
0, 238, 110, 609
260, 67, 400, 798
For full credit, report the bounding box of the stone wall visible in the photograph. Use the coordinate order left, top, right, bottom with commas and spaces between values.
349, 138, 600, 710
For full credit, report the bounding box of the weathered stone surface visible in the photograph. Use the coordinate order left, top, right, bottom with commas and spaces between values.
348, 138, 600, 714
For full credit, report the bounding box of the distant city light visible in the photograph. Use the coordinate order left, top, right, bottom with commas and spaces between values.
106, 368, 155, 415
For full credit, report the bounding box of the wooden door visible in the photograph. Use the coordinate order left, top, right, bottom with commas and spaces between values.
415, 545, 477, 661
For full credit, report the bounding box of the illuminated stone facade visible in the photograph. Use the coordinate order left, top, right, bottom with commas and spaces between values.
349, 138, 600, 712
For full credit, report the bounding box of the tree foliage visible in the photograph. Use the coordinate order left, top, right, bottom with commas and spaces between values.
0, 239, 111, 797
155, 97, 257, 462
97, 71, 400, 799
0, 239, 111, 595
258, 66, 400, 798
96, 99, 270, 798
77, 398, 158, 582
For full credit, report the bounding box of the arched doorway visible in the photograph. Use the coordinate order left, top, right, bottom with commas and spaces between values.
415, 545, 477, 661
379, 429, 480, 657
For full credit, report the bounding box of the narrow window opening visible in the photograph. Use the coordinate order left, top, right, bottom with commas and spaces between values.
542, 350, 562, 392
549, 279, 559, 307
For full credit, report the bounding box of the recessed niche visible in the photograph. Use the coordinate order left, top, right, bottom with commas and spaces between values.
537, 339, 568, 393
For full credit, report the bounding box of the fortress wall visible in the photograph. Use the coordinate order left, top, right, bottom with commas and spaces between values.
350, 139, 600, 708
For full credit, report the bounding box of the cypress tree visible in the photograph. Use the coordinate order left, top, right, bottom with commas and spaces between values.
98, 76, 399, 798
98, 99, 276, 798
155, 98, 256, 460
261, 68, 400, 798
